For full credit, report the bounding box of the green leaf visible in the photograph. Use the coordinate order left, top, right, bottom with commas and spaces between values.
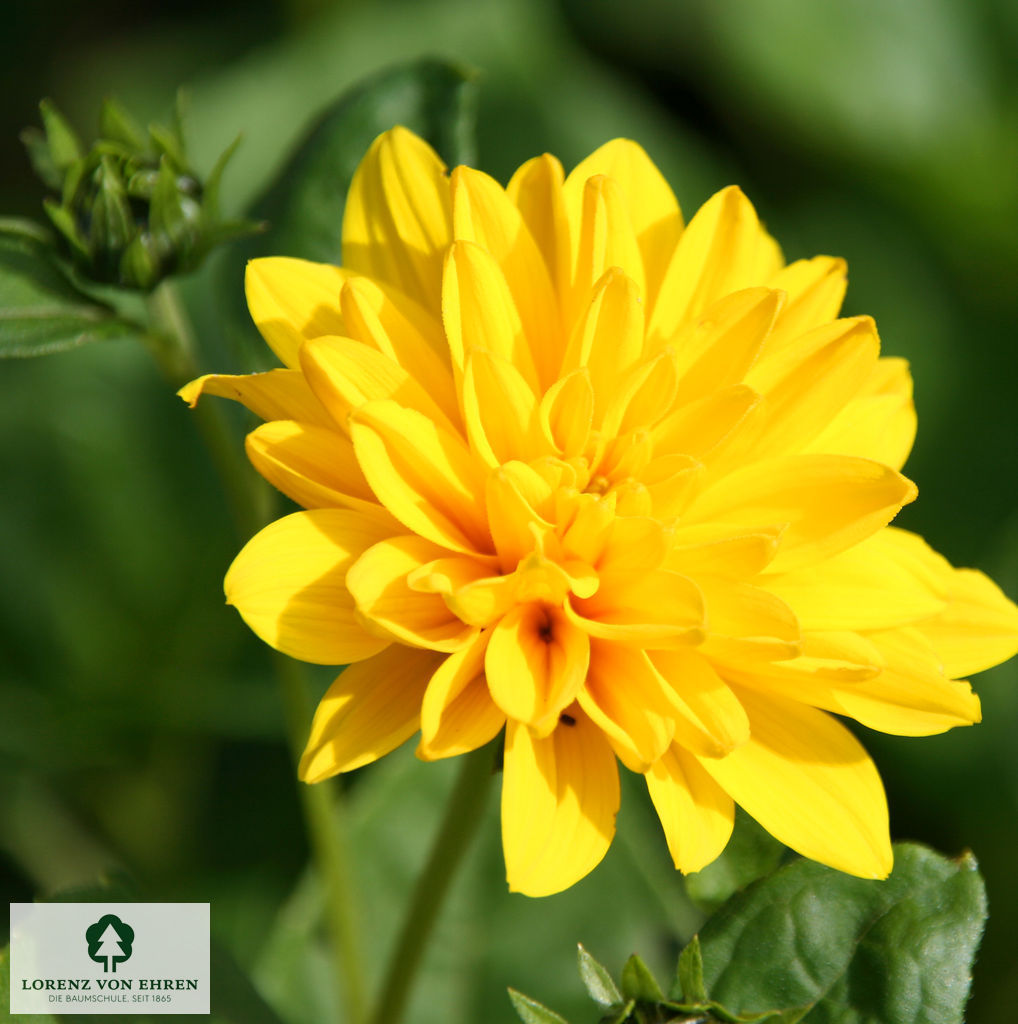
577, 943, 622, 1007
685, 808, 786, 914
620, 954, 664, 1004
1, 946, 59, 1023
0, 233, 138, 357
697, 843, 987, 1024
508, 987, 572, 1024
674, 935, 707, 1004
243, 56, 477, 266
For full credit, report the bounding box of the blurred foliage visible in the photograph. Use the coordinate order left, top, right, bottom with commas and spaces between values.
1, 1, 1016, 1023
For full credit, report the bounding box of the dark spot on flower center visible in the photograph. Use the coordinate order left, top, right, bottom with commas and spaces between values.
537, 614, 554, 644
559, 713, 576, 727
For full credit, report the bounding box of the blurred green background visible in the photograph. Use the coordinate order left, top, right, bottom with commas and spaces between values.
2, 0, 1016, 1021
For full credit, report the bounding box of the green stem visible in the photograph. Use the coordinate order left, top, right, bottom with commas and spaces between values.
275, 652, 366, 1024
143, 279, 364, 1024
368, 744, 496, 1024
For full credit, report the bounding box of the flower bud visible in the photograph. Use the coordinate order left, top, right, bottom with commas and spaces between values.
23, 96, 261, 291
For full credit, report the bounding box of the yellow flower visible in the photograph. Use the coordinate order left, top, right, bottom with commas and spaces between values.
182, 128, 1018, 897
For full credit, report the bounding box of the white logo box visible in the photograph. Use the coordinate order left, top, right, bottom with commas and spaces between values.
10, 903, 210, 1015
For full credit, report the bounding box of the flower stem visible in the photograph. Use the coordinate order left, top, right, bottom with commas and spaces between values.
368, 744, 497, 1024
142, 279, 364, 1024
274, 652, 366, 1024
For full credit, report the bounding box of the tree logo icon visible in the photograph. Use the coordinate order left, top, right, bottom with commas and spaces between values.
85, 914, 134, 973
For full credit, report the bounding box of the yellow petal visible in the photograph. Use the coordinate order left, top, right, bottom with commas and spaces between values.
737, 317, 880, 461
341, 126, 451, 308
696, 576, 800, 663
300, 646, 444, 780
601, 350, 679, 438
507, 153, 569, 293
650, 186, 781, 341
687, 454, 917, 573
245, 419, 392, 517
562, 268, 645, 424
669, 288, 782, 404
245, 257, 349, 368
462, 349, 542, 468
667, 523, 783, 578
652, 384, 761, 462
641, 453, 704, 519
715, 630, 884, 688
502, 712, 619, 896
442, 240, 538, 391
568, 568, 705, 647
451, 165, 560, 388
766, 256, 848, 352
539, 369, 594, 458
485, 462, 554, 570
347, 535, 474, 652
225, 509, 393, 664
829, 628, 982, 736
485, 603, 590, 736
350, 399, 492, 555
300, 335, 456, 434
578, 641, 676, 771
178, 369, 334, 428
598, 516, 672, 573
339, 275, 458, 426
806, 357, 916, 469
761, 528, 947, 631
568, 174, 646, 327
646, 744, 734, 873
418, 630, 506, 760
919, 567, 1018, 677
699, 687, 893, 879
563, 138, 683, 313
650, 649, 751, 758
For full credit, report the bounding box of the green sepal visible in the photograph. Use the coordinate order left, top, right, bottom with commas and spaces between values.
203, 134, 243, 222
508, 988, 572, 1024
149, 156, 200, 262
119, 232, 162, 292
39, 98, 83, 171
42, 199, 90, 261
599, 999, 636, 1024
620, 954, 664, 1005
674, 936, 707, 1004
91, 157, 135, 273
148, 120, 187, 171
20, 127, 63, 189
577, 943, 623, 1007
99, 95, 145, 150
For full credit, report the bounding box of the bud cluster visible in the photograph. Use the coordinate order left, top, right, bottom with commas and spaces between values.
22, 97, 259, 291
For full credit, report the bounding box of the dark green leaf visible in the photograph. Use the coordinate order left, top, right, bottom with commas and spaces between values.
577, 943, 622, 1007
620, 954, 664, 1004
508, 988, 572, 1024
0, 233, 138, 357
685, 808, 786, 913
697, 843, 986, 1024
674, 935, 707, 1004
243, 57, 477, 266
